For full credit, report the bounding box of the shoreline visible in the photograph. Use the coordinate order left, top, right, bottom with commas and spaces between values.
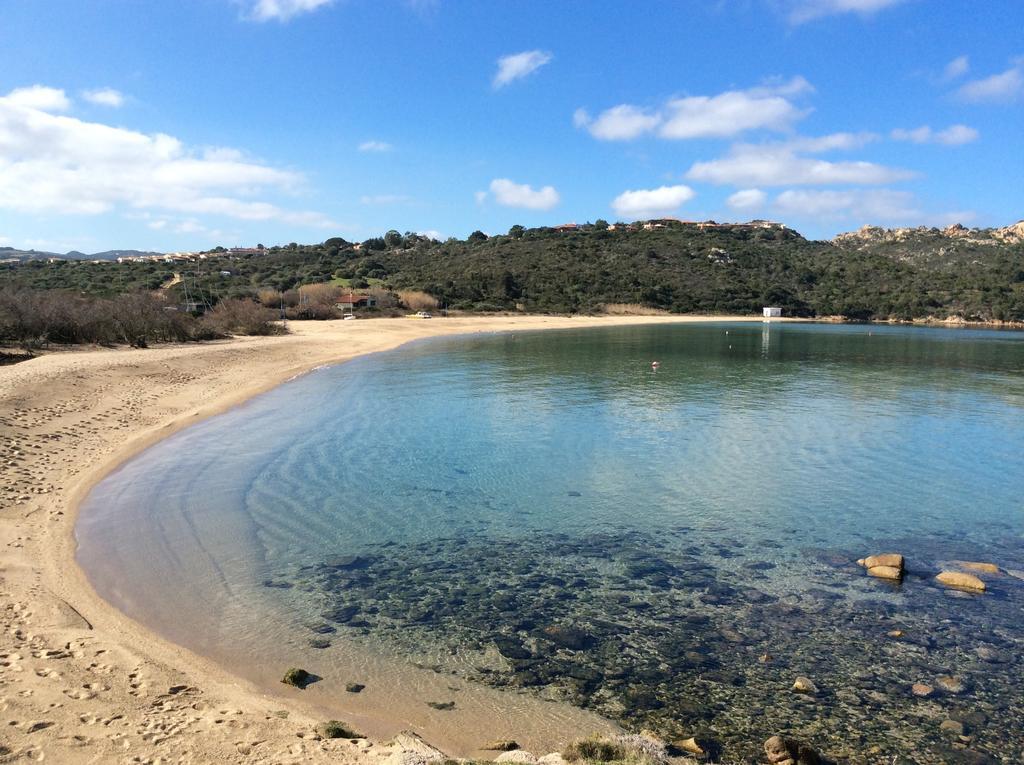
1, 314, 789, 764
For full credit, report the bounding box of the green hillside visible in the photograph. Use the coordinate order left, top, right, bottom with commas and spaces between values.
3, 221, 1023, 322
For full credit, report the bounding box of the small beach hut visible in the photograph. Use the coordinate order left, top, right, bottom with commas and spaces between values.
762, 306, 782, 318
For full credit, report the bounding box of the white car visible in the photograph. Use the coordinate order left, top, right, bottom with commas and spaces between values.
416, 311, 432, 319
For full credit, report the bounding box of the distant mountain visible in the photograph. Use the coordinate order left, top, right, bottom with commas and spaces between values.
0, 247, 165, 262
0, 246, 63, 261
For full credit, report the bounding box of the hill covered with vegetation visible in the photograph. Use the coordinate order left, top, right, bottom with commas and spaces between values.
2, 220, 1023, 325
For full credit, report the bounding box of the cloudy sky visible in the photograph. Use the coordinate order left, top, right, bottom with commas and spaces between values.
1, 0, 1022, 251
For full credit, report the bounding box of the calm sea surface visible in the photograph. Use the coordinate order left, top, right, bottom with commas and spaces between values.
77, 322, 1024, 762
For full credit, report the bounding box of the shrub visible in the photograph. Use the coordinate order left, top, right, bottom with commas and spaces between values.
202, 298, 283, 336
564, 738, 626, 763
317, 720, 362, 739
0, 288, 194, 347
563, 735, 667, 765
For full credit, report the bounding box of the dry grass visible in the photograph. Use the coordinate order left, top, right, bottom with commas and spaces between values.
601, 303, 671, 316
398, 290, 439, 311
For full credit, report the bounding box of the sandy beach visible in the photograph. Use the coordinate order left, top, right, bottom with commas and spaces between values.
0, 314, 788, 764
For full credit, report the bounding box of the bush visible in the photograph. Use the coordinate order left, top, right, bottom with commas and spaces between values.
317, 720, 362, 739
201, 298, 283, 336
564, 738, 626, 763
563, 735, 667, 765
0, 288, 193, 347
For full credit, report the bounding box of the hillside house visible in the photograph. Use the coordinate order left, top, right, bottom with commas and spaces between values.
335, 293, 378, 312
553, 223, 580, 232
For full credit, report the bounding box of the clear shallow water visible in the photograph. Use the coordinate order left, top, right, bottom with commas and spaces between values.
77, 322, 1024, 762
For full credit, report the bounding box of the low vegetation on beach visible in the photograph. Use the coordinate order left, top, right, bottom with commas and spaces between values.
0, 288, 282, 348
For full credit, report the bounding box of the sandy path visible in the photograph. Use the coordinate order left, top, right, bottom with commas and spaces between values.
0, 314, 778, 763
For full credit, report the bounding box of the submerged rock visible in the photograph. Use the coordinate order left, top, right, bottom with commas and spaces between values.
940, 719, 967, 738
345, 682, 365, 693
936, 571, 986, 591
936, 675, 967, 694
541, 625, 592, 650
791, 676, 818, 695
763, 734, 820, 764
957, 561, 1000, 574
911, 682, 935, 698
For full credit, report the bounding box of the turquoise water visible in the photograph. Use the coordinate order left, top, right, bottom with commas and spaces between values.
77, 322, 1024, 762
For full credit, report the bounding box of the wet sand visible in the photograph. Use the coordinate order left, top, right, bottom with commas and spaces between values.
0, 314, 794, 763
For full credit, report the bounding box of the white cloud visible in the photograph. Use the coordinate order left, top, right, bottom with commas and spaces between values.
147, 219, 168, 230
787, 0, 908, 24
784, 131, 878, 152
935, 124, 979, 145
5, 85, 71, 112
943, 55, 970, 81
573, 105, 660, 140
474, 190, 488, 205
358, 140, 393, 152
248, 0, 332, 21
773, 188, 919, 220
727, 188, 768, 211
493, 50, 552, 89
576, 77, 812, 141
891, 124, 979, 146
0, 85, 335, 227
83, 88, 125, 107
418, 229, 443, 241
686, 144, 914, 186
610, 185, 696, 219
957, 59, 1024, 103
659, 86, 809, 139
488, 178, 560, 210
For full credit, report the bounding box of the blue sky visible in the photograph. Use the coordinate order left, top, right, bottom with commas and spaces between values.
1, 0, 1022, 251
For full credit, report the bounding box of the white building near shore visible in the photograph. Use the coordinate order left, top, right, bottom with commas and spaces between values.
763, 306, 782, 318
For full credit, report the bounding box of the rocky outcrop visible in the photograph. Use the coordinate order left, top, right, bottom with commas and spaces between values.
993, 220, 1024, 243
833, 221, 1024, 249
385, 731, 446, 765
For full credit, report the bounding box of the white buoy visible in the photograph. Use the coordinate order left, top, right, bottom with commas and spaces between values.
651, 361, 660, 368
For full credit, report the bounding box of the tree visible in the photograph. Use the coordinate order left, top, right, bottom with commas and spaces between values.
594, 219, 609, 230
468, 230, 488, 243
508, 224, 525, 239
384, 230, 403, 248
